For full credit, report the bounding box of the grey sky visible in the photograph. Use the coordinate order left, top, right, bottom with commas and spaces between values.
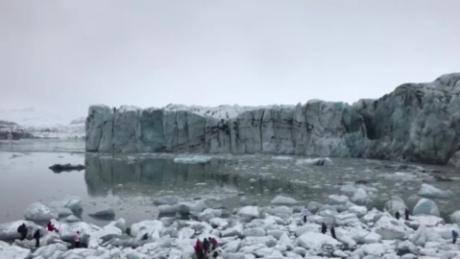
0, 0, 459, 123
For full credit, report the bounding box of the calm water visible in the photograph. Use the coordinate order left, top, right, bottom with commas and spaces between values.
0, 139, 459, 225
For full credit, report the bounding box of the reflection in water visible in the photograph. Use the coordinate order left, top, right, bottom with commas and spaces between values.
1, 150, 460, 224
84, 153, 460, 219
84, 154, 307, 202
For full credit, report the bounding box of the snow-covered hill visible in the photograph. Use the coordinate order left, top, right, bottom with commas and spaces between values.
0, 107, 85, 139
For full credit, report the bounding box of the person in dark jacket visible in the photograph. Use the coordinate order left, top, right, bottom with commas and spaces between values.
210, 237, 218, 250
321, 223, 327, 234
33, 229, 40, 248
330, 226, 337, 239
74, 231, 81, 248
17, 223, 27, 240
395, 211, 401, 220
203, 238, 210, 254
405, 208, 410, 221
453, 230, 459, 244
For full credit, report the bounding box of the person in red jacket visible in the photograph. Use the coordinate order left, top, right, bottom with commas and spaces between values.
194, 239, 204, 259
47, 221, 58, 233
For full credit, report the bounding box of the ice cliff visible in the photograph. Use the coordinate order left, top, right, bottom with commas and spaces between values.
86, 73, 460, 165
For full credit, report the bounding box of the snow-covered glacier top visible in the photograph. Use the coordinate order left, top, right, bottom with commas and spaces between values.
161, 104, 295, 120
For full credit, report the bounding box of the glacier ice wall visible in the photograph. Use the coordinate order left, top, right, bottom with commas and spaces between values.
86, 73, 460, 165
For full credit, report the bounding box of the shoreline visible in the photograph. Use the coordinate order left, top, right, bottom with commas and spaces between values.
1, 193, 459, 258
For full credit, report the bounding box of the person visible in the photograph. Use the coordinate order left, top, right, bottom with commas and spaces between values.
302, 208, 310, 223
330, 225, 337, 239
405, 208, 410, 221
33, 229, 40, 248
395, 211, 401, 220
17, 223, 28, 240
74, 231, 81, 248
203, 238, 210, 254
321, 223, 327, 234
210, 237, 218, 250
194, 239, 204, 259
47, 221, 58, 233
453, 230, 459, 244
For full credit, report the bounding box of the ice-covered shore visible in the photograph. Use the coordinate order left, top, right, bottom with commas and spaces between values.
1, 190, 460, 259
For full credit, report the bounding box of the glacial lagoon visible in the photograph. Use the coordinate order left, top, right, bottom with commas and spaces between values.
1, 139, 459, 226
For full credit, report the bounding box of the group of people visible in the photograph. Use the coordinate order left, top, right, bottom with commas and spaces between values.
394, 208, 411, 221
302, 208, 337, 239
16, 220, 81, 249
303, 207, 460, 246
194, 237, 219, 259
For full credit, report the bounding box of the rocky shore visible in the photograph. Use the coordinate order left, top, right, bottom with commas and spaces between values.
1, 187, 460, 259
86, 73, 460, 166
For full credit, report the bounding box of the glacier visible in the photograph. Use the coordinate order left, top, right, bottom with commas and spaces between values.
86, 73, 460, 165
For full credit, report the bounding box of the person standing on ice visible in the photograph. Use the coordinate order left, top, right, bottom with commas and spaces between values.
47, 220, 58, 233
17, 223, 27, 240
330, 225, 337, 239
302, 207, 311, 223
321, 222, 327, 234
453, 230, 459, 244
194, 239, 204, 259
74, 231, 81, 248
33, 229, 41, 248
404, 208, 410, 221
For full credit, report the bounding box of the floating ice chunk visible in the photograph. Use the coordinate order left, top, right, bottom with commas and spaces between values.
89, 207, 115, 220
271, 195, 298, 206
173, 155, 212, 164
49, 196, 83, 216
295, 157, 333, 166
24, 202, 57, 223
351, 188, 369, 204
450, 210, 460, 225
418, 183, 451, 199
413, 198, 440, 217
238, 206, 260, 221
328, 195, 349, 205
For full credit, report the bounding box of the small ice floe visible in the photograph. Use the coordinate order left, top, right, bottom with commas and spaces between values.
24, 202, 57, 223
381, 172, 419, 181
271, 155, 294, 161
413, 198, 440, 217
270, 195, 299, 206
295, 157, 333, 166
89, 207, 116, 220
418, 183, 452, 199
450, 210, 460, 225
173, 155, 213, 164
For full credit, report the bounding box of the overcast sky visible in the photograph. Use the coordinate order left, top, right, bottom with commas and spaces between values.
0, 0, 459, 123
